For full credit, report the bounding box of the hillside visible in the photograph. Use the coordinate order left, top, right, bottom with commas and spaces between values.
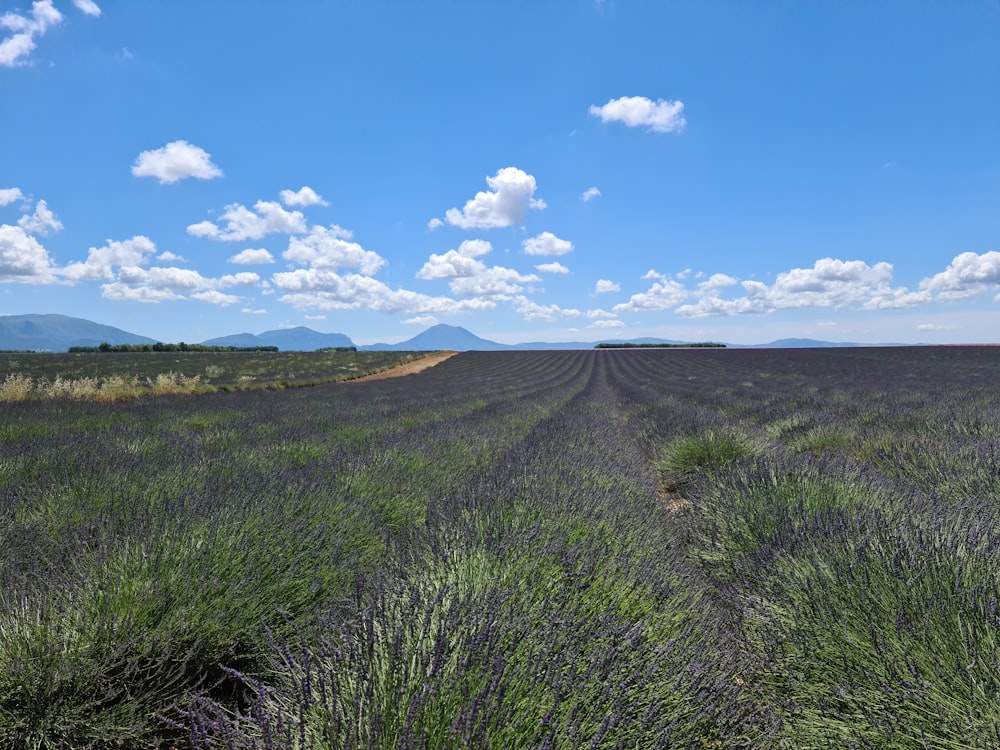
0, 314, 156, 352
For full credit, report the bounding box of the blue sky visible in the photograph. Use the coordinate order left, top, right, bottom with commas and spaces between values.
2, 1, 998, 345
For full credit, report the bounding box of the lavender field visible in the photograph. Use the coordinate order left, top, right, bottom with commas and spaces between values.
2, 347, 999, 748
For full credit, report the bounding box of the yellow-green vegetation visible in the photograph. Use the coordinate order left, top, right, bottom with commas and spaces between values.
0, 350, 436, 401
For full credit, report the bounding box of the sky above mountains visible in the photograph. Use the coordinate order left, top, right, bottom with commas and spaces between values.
2, 1, 998, 345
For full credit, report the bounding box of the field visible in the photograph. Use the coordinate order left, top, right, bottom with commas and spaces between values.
0, 350, 432, 399
1, 346, 999, 748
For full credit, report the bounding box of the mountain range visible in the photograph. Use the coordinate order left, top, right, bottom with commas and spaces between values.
0, 314, 885, 352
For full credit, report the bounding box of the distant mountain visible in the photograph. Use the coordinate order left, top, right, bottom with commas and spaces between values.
0, 314, 155, 351
747, 338, 870, 348
0, 314, 906, 353
363, 324, 510, 351
201, 327, 355, 351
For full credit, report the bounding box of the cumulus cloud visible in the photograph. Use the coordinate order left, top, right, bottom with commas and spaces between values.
415, 237, 540, 297
188, 200, 307, 241
0, 223, 59, 282
586, 308, 617, 319
589, 96, 686, 134
535, 262, 569, 274
513, 296, 581, 322
283, 225, 384, 275
427, 218, 444, 230
449, 266, 540, 297
0, 188, 25, 206
581, 187, 601, 202
17, 199, 62, 236
613, 273, 688, 313
132, 140, 224, 184
61, 236, 158, 281
101, 283, 182, 303
157, 251, 185, 263
919, 251, 1000, 300
280, 186, 329, 207
192, 290, 240, 306
72, 0, 101, 16
594, 279, 620, 294
417, 250, 489, 280
523, 231, 573, 257
590, 319, 625, 328
404, 315, 439, 326
59, 234, 257, 306
274, 268, 496, 314
242, 308, 268, 315
218, 272, 261, 287
229, 248, 275, 265
106, 262, 254, 305
0, 0, 62, 67
443, 167, 546, 229
675, 258, 929, 317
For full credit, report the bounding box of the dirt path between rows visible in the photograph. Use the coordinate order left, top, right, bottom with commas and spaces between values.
352, 351, 459, 382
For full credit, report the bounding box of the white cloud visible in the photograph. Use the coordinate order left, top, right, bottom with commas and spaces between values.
17, 199, 62, 236
280, 186, 329, 207
218, 272, 260, 287
416, 240, 495, 280
0, 188, 24, 206
590, 319, 625, 328
613, 275, 688, 313
917, 323, 960, 331
417, 249, 487, 280
0, 223, 59, 282
589, 96, 686, 134
404, 315, 439, 326
581, 187, 601, 202
192, 290, 240, 306
427, 217, 444, 230
586, 308, 617, 319
101, 282, 182, 303
535, 262, 569, 274
274, 268, 496, 314
523, 231, 573, 257
118, 265, 212, 291
108, 263, 251, 306
132, 140, 224, 184
229, 248, 275, 265
72, 0, 101, 16
157, 251, 185, 262
594, 279, 620, 294
513, 296, 580, 322
61, 236, 157, 281
242, 308, 268, 315
694, 273, 739, 295
919, 251, 1000, 299
60, 235, 257, 307
283, 224, 384, 274
0, 0, 62, 67
443, 167, 546, 229
675, 258, 929, 317
188, 200, 307, 241
449, 266, 540, 297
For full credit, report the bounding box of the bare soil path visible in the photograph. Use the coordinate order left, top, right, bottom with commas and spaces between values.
352, 351, 458, 381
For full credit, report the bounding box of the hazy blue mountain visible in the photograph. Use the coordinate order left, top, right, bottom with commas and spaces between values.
747, 338, 868, 348
0, 313, 901, 353
363, 324, 509, 351
201, 327, 355, 351
0, 314, 156, 351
